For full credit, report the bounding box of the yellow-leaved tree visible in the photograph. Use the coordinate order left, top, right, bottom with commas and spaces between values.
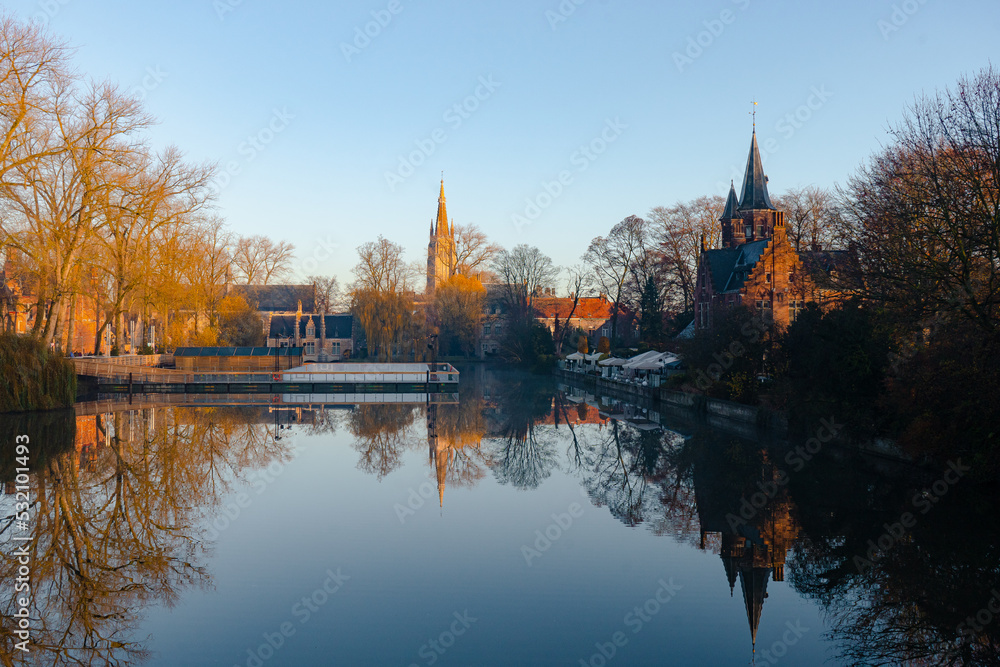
434, 274, 486, 357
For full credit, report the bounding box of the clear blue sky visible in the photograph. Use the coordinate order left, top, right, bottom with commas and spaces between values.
6, 0, 998, 284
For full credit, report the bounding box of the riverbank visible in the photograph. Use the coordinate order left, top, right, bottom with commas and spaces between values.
0, 333, 76, 412
555, 367, 921, 467
555, 368, 787, 430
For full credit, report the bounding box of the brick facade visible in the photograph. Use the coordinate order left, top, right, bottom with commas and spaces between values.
695, 130, 843, 329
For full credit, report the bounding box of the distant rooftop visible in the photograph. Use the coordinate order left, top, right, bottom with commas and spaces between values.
234, 284, 316, 312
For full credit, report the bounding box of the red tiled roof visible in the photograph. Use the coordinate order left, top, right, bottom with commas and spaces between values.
534, 296, 613, 320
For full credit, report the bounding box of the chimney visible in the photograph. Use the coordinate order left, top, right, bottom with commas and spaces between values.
294, 300, 302, 347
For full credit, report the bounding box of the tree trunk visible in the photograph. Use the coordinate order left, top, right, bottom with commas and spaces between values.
116, 310, 125, 354
64, 294, 77, 354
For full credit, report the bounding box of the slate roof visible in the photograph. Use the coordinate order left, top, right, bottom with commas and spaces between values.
704, 248, 739, 293
234, 285, 316, 312
704, 239, 770, 294
720, 182, 740, 220
268, 314, 354, 340
800, 249, 848, 285
737, 131, 775, 211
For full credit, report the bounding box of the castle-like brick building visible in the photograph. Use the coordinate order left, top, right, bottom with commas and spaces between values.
694, 129, 843, 330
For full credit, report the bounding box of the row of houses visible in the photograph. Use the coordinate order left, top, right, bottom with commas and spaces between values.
478, 290, 622, 357
7, 126, 842, 361
0, 260, 358, 361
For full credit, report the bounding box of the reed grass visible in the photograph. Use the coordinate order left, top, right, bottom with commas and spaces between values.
0, 333, 77, 413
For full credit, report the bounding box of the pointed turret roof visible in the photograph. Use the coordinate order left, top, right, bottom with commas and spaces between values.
721, 181, 740, 220
723, 556, 739, 597
436, 179, 450, 236
737, 131, 775, 211
740, 565, 771, 651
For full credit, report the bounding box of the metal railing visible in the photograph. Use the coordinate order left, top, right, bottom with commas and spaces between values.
74, 392, 461, 415
75, 354, 169, 367
74, 359, 461, 384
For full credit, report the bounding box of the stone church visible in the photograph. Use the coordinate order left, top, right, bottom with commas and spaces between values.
426, 179, 456, 294
694, 129, 844, 330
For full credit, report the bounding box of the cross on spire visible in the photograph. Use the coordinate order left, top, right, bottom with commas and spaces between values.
750, 98, 758, 129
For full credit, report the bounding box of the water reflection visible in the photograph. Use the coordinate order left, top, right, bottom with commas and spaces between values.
1, 373, 998, 665
551, 381, 1000, 666
0, 406, 288, 665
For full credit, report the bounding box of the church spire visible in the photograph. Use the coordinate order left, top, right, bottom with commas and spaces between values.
740, 563, 771, 655
436, 178, 449, 236
721, 180, 739, 221
738, 130, 775, 211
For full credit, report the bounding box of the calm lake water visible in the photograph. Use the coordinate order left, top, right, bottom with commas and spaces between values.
1, 366, 998, 666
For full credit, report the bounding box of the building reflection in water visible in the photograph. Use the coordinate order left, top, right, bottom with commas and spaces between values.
698, 450, 800, 655
4, 377, 1000, 665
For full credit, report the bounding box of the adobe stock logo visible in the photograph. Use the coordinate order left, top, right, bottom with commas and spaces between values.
511, 118, 627, 232
520, 501, 585, 566
545, 0, 587, 30
877, 0, 931, 40
672, 0, 752, 73
210, 108, 295, 196
384, 76, 501, 192
340, 0, 406, 62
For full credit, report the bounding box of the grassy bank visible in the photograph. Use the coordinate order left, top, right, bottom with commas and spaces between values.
0, 333, 77, 413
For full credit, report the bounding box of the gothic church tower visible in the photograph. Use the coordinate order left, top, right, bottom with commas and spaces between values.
426, 179, 456, 294
719, 129, 785, 248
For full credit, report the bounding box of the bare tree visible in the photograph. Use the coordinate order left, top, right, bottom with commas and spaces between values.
583, 215, 648, 341
187, 216, 232, 340
0, 15, 70, 188
648, 195, 724, 314
95, 144, 214, 352
489, 244, 558, 361
772, 185, 841, 252
552, 265, 590, 357
260, 238, 295, 285
2, 80, 157, 348
232, 235, 295, 285
230, 234, 268, 285
308, 274, 340, 312
453, 223, 501, 277
352, 235, 416, 293
841, 65, 1000, 333
491, 244, 558, 320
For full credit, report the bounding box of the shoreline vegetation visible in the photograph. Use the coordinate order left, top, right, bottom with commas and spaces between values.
0, 333, 76, 413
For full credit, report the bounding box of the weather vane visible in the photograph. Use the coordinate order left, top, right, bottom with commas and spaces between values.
751, 98, 758, 129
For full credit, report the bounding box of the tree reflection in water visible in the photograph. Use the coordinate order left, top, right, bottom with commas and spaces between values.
342, 369, 493, 502
0, 405, 291, 666
347, 404, 418, 479
553, 383, 1000, 665
785, 444, 1000, 666
4, 377, 998, 665
484, 370, 559, 491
